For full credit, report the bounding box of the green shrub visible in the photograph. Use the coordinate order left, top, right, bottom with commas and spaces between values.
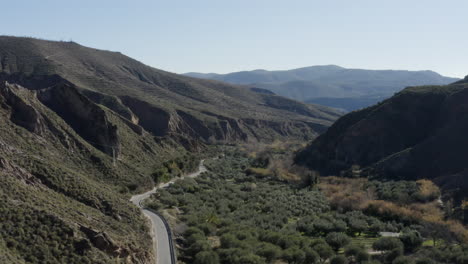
194, 251, 220, 264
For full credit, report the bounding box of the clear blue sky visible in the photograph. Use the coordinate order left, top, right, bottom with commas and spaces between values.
3, 0, 467, 77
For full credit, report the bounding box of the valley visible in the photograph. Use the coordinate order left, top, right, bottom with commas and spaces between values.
0, 36, 466, 264
144, 147, 468, 264
130, 159, 208, 264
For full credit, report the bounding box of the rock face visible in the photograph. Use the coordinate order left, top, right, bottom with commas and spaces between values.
120, 95, 327, 143
0, 78, 162, 263
295, 79, 468, 200
37, 83, 120, 157
79, 226, 129, 258
0, 157, 42, 186
0, 82, 45, 134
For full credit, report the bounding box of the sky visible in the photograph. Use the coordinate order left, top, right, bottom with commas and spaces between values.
2, 0, 467, 78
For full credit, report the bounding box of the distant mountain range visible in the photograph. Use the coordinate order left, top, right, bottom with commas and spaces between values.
185, 66, 459, 111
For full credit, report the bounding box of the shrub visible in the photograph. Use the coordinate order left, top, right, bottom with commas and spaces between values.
245, 167, 272, 178
194, 251, 220, 264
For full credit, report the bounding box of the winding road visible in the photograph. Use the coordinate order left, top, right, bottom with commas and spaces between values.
130, 160, 207, 264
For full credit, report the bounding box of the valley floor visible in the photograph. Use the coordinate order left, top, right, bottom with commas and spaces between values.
144, 147, 468, 264
131, 160, 208, 264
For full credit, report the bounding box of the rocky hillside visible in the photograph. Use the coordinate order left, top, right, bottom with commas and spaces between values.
295, 77, 468, 201
186, 66, 458, 111
0, 36, 341, 144
0, 80, 190, 263
0, 36, 340, 263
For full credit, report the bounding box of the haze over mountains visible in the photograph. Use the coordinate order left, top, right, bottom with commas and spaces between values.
185, 66, 458, 111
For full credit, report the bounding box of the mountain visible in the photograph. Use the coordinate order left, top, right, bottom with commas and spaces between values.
0, 36, 341, 263
185, 66, 459, 111
0, 37, 341, 143
295, 76, 468, 201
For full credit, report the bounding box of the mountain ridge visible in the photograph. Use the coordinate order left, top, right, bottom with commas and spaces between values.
0, 36, 341, 143
295, 78, 468, 202
185, 66, 459, 111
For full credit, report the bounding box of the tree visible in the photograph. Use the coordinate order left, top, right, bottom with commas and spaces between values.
326, 232, 351, 251
256, 243, 281, 262
373, 237, 403, 252
330, 255, 349, 264
282, 246, 306, 264
345, 245, 369, 263
392, 256, 414, 264
356, 250, 370, 263
313, 243, 335, 263
220, 233, 241, 248
238, 253, 266, 264
187, 240, 211, 256
415, 258, 435, 264
373, 237, 404, 263
304, 248, 319, 264
349, 218, 368, 236
314, 218, 334, 235
344, 245, 362, 257
399, 230, 423, 253
420, 219, 450, 247
194, 251, 220, 264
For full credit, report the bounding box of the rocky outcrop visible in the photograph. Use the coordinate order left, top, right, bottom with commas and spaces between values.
79, 226, 129, 258
81, 89, 139, 123
0, 82, 46, 134
0, 72, 65, 90
37, 83, 120, 157
0, 157, 43, 187
120, 96, 171, 137
120, 95, 325, 144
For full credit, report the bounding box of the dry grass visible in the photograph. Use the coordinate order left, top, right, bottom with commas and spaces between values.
318, 176, 468, 243
318, 176, 373, 211
242, 140, 312, 184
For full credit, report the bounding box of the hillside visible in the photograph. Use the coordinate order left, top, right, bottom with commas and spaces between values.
185, 66, 458, 111
0, 36, 341, 144
0, 36, 341, 263
295, 76, 468, 201
0, 80, 185, 263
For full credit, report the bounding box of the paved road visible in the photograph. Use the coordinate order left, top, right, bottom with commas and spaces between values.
130, 160, 207, 264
